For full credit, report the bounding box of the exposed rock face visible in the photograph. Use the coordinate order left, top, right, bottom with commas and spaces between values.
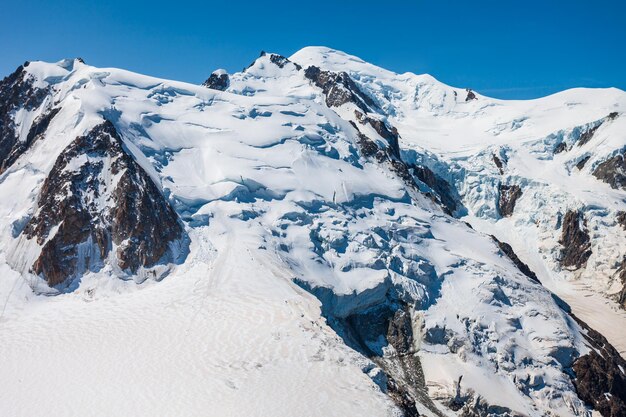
354, 110, 401, 158
491, 236, 540, 283
577, 123, 602, 147
492, 154, 504, 174
245, 51, 302, 72
617, 258, 626, 309
304, 65, 379, 113
22, 120, 186, 287
497, 184, 522, 217
559, 210, 592, 269
576, 155, 591, 170
465, 89, 477, 101
202, 70, 229, 91
349, 120, 459, 215
617, 211, 626, 230
571, 316, 626, 417
0, 63, 52, 174
554, 141, 568, 154
593, 149, 626, 190
412, 165, 459, 214
268, 53, 301, 70
337, 302, 444, 417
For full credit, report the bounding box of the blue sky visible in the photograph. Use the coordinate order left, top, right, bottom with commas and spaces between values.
1, 0, 624, 99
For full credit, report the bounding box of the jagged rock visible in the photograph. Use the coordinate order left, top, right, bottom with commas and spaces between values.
0, 63, 52, 174
354, 110, 401, 158
617, 211, 626, 230
616, 258, 626, 309
554, 142, 568, 154
492, 154, 504, 174
338, 302, 444, 417
412, 165, 459, 214
202, 70, 229, 91
576, 155, 591, 170
268, 53, 301, 70
577, 123, 602, 147
593, 149, 626, 190
465, 89, 477, 101
497, 184, 522, 217
559, 210, 592, 269
349, 120, 455, 214
577, 113, 617, 148
491, 236, 540, 282
304, 65, 379, 113
22, 120, 186, 287
571, 315, 626, 417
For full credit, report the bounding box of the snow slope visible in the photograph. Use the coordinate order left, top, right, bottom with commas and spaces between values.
0, 50, 624, 416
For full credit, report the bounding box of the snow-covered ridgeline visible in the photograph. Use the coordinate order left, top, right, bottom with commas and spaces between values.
0, 48, 624, 416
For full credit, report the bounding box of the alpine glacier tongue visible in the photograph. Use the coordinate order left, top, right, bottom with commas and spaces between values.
0, 48, 624, 417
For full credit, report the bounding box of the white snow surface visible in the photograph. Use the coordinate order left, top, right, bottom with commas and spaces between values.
0, 49, 623, 416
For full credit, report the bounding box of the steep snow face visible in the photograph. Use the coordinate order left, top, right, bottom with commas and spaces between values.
290, 46, 626, 356
0, 51, 624, 416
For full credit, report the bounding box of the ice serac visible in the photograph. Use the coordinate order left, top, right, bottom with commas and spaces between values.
21, 120, 186, 287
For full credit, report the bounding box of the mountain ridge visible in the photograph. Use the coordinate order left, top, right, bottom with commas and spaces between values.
0, 47, 624, 417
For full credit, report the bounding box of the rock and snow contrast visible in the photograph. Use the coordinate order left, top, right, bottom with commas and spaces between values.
0, 48, 624, 417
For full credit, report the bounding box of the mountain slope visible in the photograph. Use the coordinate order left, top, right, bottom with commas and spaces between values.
0, 50, 624, 417
289, 47, 626, 356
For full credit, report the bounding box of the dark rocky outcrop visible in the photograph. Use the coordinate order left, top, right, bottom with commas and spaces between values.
354, 110, 400, 158
337, 303, 445, 417
616, 258, 626, 309
412, 165, 459, 214
571, 315, 626, 417
268, 52, 301, 70
575, 113, 618, 149
554, 142, 568, 154
559, 210, 592, 269
348, 120, 459, 215
576, 155, 591, 170
465, 89, 477, 101
492, 154, 504, 174
491, 236, 540, 283
243, 51, 301, 72
617, 211, 626, 230
304, 65, 379, 113
0, 63, 52, 174
497, 184, 522, 217
593, 149, 626, 190
22, 120, 186, 287
202, 70, 229, 91
577, 123, 602, 147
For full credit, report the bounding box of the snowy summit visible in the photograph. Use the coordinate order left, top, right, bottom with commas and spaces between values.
0, 47, 625, 417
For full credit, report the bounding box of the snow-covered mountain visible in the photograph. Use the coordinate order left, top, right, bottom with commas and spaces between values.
0, 47, 624, 417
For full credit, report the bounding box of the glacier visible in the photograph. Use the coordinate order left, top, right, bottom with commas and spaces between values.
0, 48, 624, 417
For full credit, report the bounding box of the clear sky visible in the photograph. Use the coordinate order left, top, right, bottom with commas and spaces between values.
1, 0, 624, 99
